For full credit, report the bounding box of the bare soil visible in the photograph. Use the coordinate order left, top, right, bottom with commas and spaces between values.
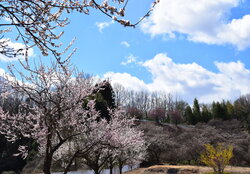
125, 165, 250, 174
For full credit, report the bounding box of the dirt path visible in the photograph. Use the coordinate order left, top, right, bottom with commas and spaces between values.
125, 165, 250, 174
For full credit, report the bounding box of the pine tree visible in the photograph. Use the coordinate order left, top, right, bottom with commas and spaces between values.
192, 98, 201, 124
221, 100, 230, 120
226, 101, 234, 119
212, 101, 230, 120
201, 105, 212, 123
212, 102, 220, 119
184, 106, 195, 125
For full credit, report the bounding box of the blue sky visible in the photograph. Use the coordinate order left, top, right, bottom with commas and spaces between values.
1, 0, 250, 103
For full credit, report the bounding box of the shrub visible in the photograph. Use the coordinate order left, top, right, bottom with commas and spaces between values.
148, 108, 166, 123
200, 143, 233, 174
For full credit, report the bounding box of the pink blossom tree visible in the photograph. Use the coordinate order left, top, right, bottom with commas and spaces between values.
126, 106, 144, 119
148, 107, 166, 123
73, 109, 147, 174
115, 128, 147, 174
0, 59, 106, 174
107, 109, 147, 174
168, 110, 182, 126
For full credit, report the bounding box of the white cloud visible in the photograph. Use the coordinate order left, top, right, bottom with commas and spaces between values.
0, 68, 6, 77
0, 68, 16, 83
141, 0, 250, 50
103, 72, 148, 91
121, 41, 130, 47
121, 54, 138, 66
104, 53, 250, 103
96, 20, 114, 32
0, 39, 35, 62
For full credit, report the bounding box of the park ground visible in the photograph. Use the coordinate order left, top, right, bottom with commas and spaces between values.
125, 165, 250, 174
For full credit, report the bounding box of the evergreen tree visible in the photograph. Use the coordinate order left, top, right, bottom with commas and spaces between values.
226, 101, 234, 119
212, 102, 220, 119
184, 105, 195, 125
212, 101, 229, 120
221, 100, 230, 120
192, 98, 201, 124
97, 81, 116, 109
94, 81, 116, 120
201, 105, 212, 123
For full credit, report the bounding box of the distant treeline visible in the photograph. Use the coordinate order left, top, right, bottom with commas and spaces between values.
113, 84, 250, 131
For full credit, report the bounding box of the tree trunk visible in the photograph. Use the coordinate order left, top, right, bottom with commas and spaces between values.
109, 166, 113, 174
94, 168, 100, 174
43, 154, 53, 174
74, 158, 78, 171
43, 133, 53, 174
119, 163, 123, 174
109, 158, 113, 174
129, 165, 133, 171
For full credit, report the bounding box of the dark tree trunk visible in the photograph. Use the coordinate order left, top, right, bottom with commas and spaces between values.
43, 154, 53, 174
43, 133, 53, 174
109, 157, 114, 174
119, 163, 123, 174
130, 165, 133, 171
109, 166, 113, 174
74, 158, 78, 171
94, 168, 100, 174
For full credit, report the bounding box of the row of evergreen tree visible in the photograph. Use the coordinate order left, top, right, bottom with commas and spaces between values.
184, 99, 233, 124
184, 96, 250, 131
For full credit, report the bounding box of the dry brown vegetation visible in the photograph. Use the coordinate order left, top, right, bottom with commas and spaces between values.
125, 165, 250, 174
137, 120, 250, 167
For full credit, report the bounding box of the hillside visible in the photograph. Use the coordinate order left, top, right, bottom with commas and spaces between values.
136, 120, 250, 166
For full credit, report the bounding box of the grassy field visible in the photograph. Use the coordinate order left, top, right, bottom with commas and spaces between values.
125, 165, 250, 174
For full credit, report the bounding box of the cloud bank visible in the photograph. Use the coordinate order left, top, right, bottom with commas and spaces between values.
141, 0, 250, 50
104, 53, 250, 103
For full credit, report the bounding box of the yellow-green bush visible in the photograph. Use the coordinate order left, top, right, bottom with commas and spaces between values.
200, 143, 233, 174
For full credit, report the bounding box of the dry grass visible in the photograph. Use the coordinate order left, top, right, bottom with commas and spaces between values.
125, 165, 250, 174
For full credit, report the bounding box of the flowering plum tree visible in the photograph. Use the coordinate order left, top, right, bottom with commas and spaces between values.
126, 106, 144, 119
168, 110, 182, 126
115, 129, 147, 174
0, 0, 160, 62
107, 109, 147, 174
70, 109, 147, 174
0, 59, 106, 174
148, 107, 166, 123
